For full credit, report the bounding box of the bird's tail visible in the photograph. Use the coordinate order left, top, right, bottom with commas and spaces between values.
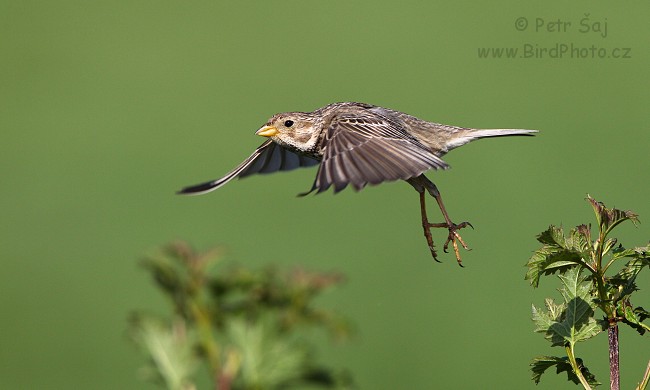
444, 128, 537, 151
470, 128, 538, 138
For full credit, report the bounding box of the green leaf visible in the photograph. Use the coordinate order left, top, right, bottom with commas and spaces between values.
551, 298, 602, 345
611, 245, 639, 262
133, 242, 353, 389
633, 244, 650, 258
609, 258, 648, 302
555, 268, 602, 345
532, 300, 566, 346
140, 255, 184, 299
537, 226, 568, 247
531, 268, 602, 347
225, 318, 309, 389
620, 305, 650, 335
530, 356, 600, 386
525, 250, 578, 287
567, 225, 593, 257
635, 306, 650, 321
531, 356, 571, 384
586, 195, 639, 236
222, 317, 353, 389
602, 238, 619, 257
606, 243, 649, 277
557, 267, 592, 303
526, 227, 587, 287
128, 314, 198, 390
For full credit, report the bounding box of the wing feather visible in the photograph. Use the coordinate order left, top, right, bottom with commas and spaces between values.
178, 140, 319, 195
280, 149, 300, 171
258, 142, 283, 173
311, 113, 449, 193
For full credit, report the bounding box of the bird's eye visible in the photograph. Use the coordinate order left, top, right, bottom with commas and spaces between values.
284, 120, 294, 127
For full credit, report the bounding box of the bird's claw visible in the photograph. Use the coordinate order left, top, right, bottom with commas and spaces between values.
422, 223, 442, 263
427, 221, 472, 266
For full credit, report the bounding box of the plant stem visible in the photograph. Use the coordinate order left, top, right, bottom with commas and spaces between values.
608, 322, 620, 390
593, 222, 622, 390
636, 360, 650, 390
566, 344, 592, 390
190, 302, 221, 386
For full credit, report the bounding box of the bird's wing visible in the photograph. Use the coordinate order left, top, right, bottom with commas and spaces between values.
307, 113, 449, 194
178, 140, 320, 195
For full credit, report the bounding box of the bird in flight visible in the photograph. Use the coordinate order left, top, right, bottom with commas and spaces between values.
178, 102, 537, 265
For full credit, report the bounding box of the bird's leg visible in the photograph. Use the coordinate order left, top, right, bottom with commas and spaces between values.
428, 186, 473, 266
417, 190, 441, 263
407, 175, 473, 266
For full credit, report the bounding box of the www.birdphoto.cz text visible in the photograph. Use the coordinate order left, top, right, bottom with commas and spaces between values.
478, 43, 631, 59
478, 13, 632, 60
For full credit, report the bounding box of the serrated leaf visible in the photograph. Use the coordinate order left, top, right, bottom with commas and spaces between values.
623, 305, 639, 323
525, 249, 582, 288
530, 356, 600, 386
611, 245, 650, 272
602, 238, 619, 257
531, 302, 553, 330
567, 225, 593, 257
609, 259, 647, 301
548, 299, 601, 346
537, 226, 567, 247
531, 356, 572, 384
532, 301, 566, 346
635, 306, 650, 321
546, 298, 566, 320
611, 246, 639, 262
128, 314, 198, 390
621, 305, 650, 335
532, 301, 555, 333
140, 256, 184, 298
558, 267, 592, 303
532, 268, 602, 347
554, 268, 602, 344
633, 244, 650, 258
587, 195, 639, 236
225, 318, 309, 389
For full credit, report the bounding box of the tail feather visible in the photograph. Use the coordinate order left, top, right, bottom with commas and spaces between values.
445, 128, 537, 151
471, 128, 538, 138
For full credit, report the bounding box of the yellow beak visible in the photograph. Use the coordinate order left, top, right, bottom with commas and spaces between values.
256, 125, 279, 137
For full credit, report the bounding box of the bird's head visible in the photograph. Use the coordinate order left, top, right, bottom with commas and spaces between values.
256, 112, 321, 153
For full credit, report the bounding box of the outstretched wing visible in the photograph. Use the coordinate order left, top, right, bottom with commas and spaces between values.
178, 140, 320, 195
307, 113, 449, 194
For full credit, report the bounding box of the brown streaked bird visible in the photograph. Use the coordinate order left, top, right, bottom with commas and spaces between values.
178, 102, 537, 265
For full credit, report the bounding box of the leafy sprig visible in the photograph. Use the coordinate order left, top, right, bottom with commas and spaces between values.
526, 196, 649, 389
129, 241, 353, 390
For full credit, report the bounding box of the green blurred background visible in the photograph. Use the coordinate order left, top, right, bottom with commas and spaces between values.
1, 1, 648, 388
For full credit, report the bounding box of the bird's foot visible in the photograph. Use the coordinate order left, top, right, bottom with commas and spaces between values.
421, 222, 442, 263
426, 221, 473, 266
